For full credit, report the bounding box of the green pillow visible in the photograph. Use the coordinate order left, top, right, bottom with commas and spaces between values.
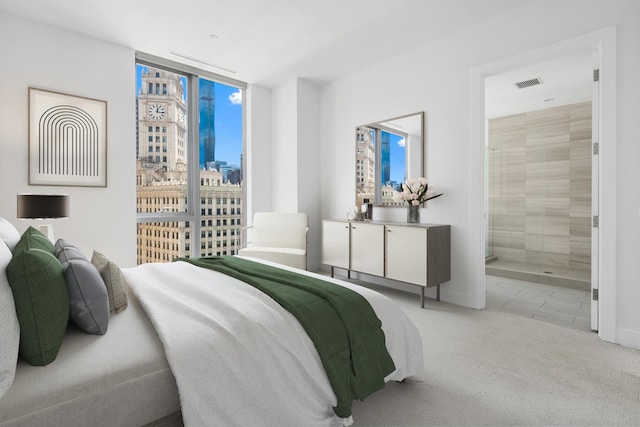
13, 226, 55, 256
6, 247, 69, 366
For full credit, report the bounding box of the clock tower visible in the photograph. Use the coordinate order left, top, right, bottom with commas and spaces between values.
138, 67, 187, 172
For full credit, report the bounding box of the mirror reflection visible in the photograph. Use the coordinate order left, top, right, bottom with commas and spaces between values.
356, 112, 424, 207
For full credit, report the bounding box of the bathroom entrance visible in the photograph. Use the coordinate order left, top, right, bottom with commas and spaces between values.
483, 50, 597, 330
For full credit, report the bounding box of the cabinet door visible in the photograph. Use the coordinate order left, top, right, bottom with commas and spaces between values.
322, 221, 350, 269
350, 223, 384, 276
386, 225, 427, 286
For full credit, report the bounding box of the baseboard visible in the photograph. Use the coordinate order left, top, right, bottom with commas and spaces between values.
485, 265, 590, 291
616, 328, 640, 350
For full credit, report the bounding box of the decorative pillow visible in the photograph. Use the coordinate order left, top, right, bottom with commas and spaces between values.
6, 247, 69, 366
55, 238, 87, 264
0, 241, 19, 399
0, 217, 20, 252
55, 240, 109, 335
13, 226, 55, 256
91, 250, 128, 313
62, 258, 109, 335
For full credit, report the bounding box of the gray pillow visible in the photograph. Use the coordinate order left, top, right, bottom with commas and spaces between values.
0, 241, 19, 399
55, 238, 86, 263
0, 217, 20, 252
62, 258, 109, 335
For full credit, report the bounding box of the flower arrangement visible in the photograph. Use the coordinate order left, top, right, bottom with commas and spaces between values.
393, 177, 443, 206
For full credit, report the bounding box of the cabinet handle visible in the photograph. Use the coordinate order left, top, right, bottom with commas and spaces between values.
344, 226, 349, 229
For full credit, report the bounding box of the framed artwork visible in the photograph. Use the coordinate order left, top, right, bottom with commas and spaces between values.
28, 87, 107, 187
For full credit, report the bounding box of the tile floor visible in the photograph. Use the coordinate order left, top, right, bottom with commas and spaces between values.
485, 274, 592, 332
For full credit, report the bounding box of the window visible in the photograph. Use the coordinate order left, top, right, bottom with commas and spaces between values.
135, 56, 245, 264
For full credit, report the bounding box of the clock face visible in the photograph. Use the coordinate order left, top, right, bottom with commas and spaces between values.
148, 104, 166, 120
178, 110, 185, 124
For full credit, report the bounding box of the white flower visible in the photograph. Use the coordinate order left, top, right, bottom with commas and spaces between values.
392, 177, 443, 206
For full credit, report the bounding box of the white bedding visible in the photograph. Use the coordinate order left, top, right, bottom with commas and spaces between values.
124, 257, 424, 427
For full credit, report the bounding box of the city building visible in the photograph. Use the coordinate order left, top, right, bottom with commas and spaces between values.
136, 67, 242, 264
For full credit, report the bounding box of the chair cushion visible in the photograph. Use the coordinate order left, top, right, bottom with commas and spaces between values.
238, 247, 306, 270
0, 241, 19, 399
250, 212, 308, 250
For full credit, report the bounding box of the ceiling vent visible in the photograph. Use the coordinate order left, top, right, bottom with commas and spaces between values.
514, 77, 543, 89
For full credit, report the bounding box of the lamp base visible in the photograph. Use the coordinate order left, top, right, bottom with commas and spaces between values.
38, 224, 56, 243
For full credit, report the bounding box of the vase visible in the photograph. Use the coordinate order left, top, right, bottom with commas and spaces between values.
407, 205, 420, 223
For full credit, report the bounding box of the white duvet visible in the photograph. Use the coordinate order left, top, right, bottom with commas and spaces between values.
124, 257, 424, 427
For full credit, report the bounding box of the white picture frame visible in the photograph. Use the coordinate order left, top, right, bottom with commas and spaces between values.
29, 87, 107, 187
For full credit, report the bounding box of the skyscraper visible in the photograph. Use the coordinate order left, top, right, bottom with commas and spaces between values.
381, 131, 390, 185
199, 79, 216, 168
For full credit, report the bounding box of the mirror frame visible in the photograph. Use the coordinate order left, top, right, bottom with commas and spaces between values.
355, 111, 424, 207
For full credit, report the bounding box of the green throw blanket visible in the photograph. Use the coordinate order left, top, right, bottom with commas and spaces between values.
178, 256, 396, 418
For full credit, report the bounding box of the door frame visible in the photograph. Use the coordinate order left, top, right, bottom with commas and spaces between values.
469, 26, 617, 344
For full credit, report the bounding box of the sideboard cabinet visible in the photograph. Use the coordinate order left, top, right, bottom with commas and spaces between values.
322, 220, 451, 308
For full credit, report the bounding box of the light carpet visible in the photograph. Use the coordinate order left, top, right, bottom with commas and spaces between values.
146, 281, 640, 427
350, 284, 640, 426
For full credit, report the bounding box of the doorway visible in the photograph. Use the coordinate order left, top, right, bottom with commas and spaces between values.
470, 26, 617, 343
482, 52, 595, 330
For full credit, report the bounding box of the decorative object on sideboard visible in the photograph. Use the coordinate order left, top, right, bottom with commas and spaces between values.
29, 87, 107, 187
364, 198, 373, 220
17, 194, 69, 242
393, 178, 443, 223
407, 204, 420, 224
347, 200, 373, 222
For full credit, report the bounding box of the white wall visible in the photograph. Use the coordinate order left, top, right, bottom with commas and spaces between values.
0, 13, 136, 267
246, 85, 273, 217
318, 0, 640, 348
296, 80, 321, 269
267, 78, 322, 269
271, 80, 299, 212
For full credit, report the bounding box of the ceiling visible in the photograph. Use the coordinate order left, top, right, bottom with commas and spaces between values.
0, 0, 531, 88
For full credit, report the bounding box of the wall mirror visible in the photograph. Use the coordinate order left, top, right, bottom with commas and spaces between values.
355, 111, 424, 206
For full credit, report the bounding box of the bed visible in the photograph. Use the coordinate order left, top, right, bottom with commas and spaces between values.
0, 219, 424, 426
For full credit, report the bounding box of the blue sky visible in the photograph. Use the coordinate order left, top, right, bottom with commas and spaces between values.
135, 65, 243, 168
211, 83, 242, 166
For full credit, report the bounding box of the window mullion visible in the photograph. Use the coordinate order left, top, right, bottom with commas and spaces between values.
188, 73, 201, 255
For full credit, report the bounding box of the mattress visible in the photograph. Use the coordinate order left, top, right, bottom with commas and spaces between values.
0, 290, 180, 427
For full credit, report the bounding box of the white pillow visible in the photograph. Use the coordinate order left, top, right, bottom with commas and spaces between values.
0, 217, 20, 252
0, 240, 20, 399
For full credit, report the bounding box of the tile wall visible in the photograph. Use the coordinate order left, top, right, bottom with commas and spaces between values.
487, 101, 592, 283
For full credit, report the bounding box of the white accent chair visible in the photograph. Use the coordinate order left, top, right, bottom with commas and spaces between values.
238, 212, 309, 270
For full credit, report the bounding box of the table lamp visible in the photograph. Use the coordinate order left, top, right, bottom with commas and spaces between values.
17, 194, 69, 242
